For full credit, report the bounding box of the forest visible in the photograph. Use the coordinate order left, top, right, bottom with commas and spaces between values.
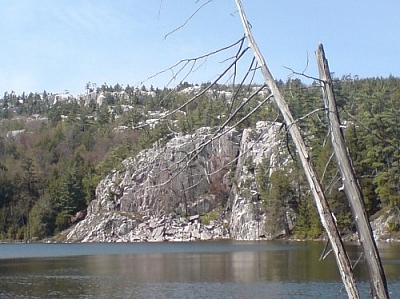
0, 76, 399, 241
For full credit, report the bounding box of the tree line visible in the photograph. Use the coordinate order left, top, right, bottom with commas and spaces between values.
0, 76, 399, 240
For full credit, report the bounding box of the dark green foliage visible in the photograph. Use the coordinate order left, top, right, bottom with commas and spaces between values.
341, 77, 400, 210
0, 76, 400, 240
28, 194, 56, 239
293, 194, 323, 239
256, 157, 298, 236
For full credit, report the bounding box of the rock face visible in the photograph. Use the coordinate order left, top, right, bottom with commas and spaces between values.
67, 121, 290, 242
92, 126, 239, 217
370, 208, 400, 241
68, 212, 228, 242
229, 122, 294, 240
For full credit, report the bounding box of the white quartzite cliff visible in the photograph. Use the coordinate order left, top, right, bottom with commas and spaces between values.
67, 121, 290, 242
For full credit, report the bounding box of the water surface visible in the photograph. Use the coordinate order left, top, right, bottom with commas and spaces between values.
1, 241, 399, 298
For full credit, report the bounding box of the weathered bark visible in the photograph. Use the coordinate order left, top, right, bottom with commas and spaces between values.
234, 1, 360, 298
316, 43, 389, 299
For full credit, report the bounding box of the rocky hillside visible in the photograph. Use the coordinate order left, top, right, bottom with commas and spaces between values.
3, 78, 400, 242
66, 119, 399, 243
67, 121, 293, 242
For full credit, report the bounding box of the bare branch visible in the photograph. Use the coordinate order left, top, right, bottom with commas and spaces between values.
134, 46, 250, 130
283, 65, 322, 82
179, 113, 281, 192
228, 57, 256, 114
290, 108, 327, 129
341, 106, 400, 152
146, 86, 273, 190
321, 151, 335, 184
204, 94, 278, 178
235, 1, 360, 297
164, 0, 214, 40
141, 37, 245, 86
158, 0, 163, 19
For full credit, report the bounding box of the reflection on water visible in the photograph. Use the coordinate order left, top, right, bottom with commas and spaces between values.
0, 241, 399, 298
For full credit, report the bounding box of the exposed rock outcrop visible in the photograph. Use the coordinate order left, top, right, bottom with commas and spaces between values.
91, 126, 239, 217
67, 121, 294, 242
67, 212, 228, 242
229, 121, 294, 240
370, 208, 400, 242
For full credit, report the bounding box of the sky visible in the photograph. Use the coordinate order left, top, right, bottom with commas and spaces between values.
1, 0, 399, 96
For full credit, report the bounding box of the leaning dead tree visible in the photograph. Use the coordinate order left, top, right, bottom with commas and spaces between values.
316, 44, 389, 299
150, 2, 387, 297
234, 0, 360, 298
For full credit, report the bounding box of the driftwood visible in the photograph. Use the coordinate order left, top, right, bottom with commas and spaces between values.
234, 1, 360, 298
316, 43, 389, 299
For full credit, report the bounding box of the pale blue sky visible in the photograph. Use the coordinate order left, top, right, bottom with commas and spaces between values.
1, 0, 399, 96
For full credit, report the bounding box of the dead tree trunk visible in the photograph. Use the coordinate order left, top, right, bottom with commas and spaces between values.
234, 1, 360, 298
316, 43, 389, 299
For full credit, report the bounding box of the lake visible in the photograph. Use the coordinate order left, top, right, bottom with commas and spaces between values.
0, 241, 399, 298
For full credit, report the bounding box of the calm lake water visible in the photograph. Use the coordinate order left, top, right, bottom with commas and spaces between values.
0, 241, 399, 298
